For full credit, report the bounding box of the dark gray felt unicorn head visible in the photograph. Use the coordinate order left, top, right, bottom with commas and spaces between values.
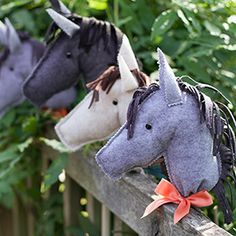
0, 18, 77, 118
23, 0, 128, 107
96, 48, 236, 223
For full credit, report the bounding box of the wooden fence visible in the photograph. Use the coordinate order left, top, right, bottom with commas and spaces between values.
0, 146, 232, 236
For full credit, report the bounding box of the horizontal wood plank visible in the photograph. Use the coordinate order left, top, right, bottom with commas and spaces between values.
42, 138, 231, 236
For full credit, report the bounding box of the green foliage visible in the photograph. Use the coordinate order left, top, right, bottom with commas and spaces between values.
42, 153, 67, 191
0, 0, 235, 234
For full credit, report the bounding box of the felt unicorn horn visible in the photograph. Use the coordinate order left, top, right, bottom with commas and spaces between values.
50, 0, 71, 16
46, 8, 80, 38
4, 18, 21, 52
158, 48, 182, 106
118, 54, 138, 92
0, 20, 7, 46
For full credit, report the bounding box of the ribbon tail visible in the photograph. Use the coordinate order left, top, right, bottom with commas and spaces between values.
174, 199, 190, 224
142, 198, 172, 218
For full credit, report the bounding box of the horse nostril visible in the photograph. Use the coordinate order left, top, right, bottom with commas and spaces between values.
66, 52, 72, 58
145, 123, 152, 130
112, 99, 118, 105
9, 67, 14, 71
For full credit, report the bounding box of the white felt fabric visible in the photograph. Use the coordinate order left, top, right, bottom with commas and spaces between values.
55, 34, 149, 151
55, 79, 136, 151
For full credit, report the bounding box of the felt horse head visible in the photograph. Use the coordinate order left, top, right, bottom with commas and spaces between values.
55, 45, 150, 151
0, 18, 77, 118
23, 0, 126, 107
96, 48, 236, 223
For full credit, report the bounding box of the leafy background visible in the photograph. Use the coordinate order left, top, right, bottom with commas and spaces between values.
0, 0, 235, 235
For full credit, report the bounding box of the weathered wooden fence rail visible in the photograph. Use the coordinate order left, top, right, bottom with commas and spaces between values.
0, 144, 232, 236
44, 147, 231, 236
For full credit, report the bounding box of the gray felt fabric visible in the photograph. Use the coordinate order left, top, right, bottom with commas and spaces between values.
22, 12, 123, 107
0, 21, 77, 118
96, 48, 220, 197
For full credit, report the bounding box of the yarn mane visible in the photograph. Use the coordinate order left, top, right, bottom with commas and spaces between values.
45, 15, 120, 53
126, 78, 236, 223
86, 65, 149, 108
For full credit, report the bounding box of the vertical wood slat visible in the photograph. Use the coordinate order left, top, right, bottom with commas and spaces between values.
26, 177, 35, 236
101, 205, 110, 236
63, 174, 83, 236
86, 193, 95, 222
113, 216, 123, 236
0, 206, 13, 236
86, 192, 101, 231
13, 195, 27, 236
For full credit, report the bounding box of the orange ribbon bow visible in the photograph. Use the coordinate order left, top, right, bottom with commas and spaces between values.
142, 178, 213, 224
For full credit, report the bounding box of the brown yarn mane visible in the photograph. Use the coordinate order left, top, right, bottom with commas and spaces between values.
86, 66, 149, 108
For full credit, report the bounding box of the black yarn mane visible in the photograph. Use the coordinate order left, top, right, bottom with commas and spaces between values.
86, 65, 150, 108
45, 15, 121, 53
126, 83, 159, 139
126, 79, 236, 223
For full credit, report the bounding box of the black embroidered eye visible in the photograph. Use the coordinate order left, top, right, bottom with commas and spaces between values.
9, 67, 14, 71
66, 52, 72, 58
145, 124, 152, 130
112, 99, 118, 105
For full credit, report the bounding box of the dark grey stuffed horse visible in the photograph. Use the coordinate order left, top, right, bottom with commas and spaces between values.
22, 0, 137, 107
0, 18, 77, 118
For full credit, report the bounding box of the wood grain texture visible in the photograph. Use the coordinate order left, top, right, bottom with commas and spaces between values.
41, 137, 231, 236
63, 150, 231, 236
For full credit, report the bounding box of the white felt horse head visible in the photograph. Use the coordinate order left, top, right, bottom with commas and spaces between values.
55, 36, 150, 151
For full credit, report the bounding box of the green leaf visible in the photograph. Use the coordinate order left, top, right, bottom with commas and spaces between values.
204, 20, 221, 36
181, 8, 202, 33
0, 109, 16, 127
177, 9, 195, 37
40, 138, 70, 153
151, 10, 177, 40
42, 153, 68, 191
12, 9, 37, 34
0, 146, 18, 164
117, 16, 132, 27
0, 156, 22, 179
88, 0, 108, 10
18, 137, 33, 152
22, 116, 38, 134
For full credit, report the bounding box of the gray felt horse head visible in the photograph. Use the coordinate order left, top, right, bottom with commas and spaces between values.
96, 48, 236, 223
0, 18, 77, 118
22, 0, 136, 107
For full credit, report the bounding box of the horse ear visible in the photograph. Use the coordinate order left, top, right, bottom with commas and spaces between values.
50, 0, 71, 16
118, 54, 138, 92
5, 18, 21, 52
157, 48, 182, 106
119, 35, 139, 70
0, 20, 7, 46
46, 9, 80, 37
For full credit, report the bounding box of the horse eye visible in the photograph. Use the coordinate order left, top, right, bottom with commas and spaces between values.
66, 52, 72, 58
112, 99, 118, 105
9, 67, 14, 71
145, 124, 152, 130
